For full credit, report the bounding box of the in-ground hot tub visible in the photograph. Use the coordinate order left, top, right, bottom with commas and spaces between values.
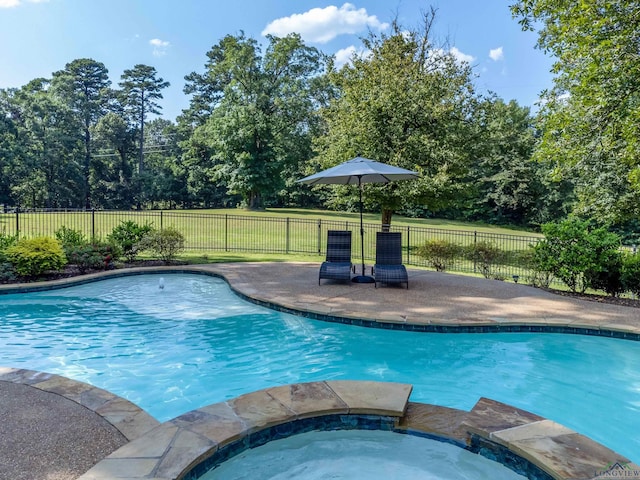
200, 429, 526, 480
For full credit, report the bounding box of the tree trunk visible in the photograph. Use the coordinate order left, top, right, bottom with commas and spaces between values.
247, 191, 263, 210
381, 208, 393, 232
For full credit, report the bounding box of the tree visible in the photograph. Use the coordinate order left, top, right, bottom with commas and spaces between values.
466, 97, 572, 226
316, 11, 477, 226
511, 1, 640, 223
91, 112, 136, 208
141, 119, 190, 208
5, 80, 83, 208
119, 65, 169, 177
52, 59, 111, 209
184, 33, 326, 209
0, 89, 21, 206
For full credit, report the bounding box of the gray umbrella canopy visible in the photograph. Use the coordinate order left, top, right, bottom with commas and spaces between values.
297, 156, 418, 185
298, 156, 418, 282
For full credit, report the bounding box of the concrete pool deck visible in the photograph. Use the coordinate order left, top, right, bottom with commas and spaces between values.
2, 262, 640, 479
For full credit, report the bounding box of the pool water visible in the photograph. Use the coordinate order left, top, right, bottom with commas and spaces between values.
202, 430, 526, 479
0, 274, 639, 463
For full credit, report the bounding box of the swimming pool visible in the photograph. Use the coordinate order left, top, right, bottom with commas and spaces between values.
0, 273, 638, 463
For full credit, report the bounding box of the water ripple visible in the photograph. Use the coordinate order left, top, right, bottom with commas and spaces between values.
0, 274, 639, 463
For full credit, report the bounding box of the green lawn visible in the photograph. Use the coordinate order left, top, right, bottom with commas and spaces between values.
0, 208, 541, 280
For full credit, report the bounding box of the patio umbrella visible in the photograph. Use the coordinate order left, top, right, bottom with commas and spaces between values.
298, 156, 418, 283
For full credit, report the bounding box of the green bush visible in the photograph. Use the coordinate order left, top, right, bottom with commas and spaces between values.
65, 244, 104, 273
55, 226, 88, 250
533, 219, 621, 293
6, 237, 67, 277
138, 226, 185, 263
622, 253, 640, 297
107, 220, 153, 263
415, 239, 461, 272
517, 249, 553, 288
0, 262, 17, 282
463, 241, 506, 279
585, 254, 625, 297
0, 231, 19, 263
65, 241, 117, 273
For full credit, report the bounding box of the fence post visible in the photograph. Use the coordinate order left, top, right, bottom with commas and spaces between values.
15, 208, 19, 235
91, 209, 95, 240
473, 230, 477, 273
286, 217, 290, 254
407, 226, 410, 264
317, 219, 321, 255
160, 211, 164, 230
225, 214, 229, 252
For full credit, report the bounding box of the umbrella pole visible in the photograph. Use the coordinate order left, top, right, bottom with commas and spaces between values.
353, 176, 374, 283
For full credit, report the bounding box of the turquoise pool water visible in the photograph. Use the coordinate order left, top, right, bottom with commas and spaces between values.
0, 274, 638, 463
203, 430, 526, 479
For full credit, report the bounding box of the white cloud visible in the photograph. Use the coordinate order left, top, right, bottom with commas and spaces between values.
489, 47, 504, 61
0, 0, 47, 7
150, 38, 170, 57
333, 45, 371, 68
334, 46, 357, 67
262, 3, 389, 44
449, 47, 475, 64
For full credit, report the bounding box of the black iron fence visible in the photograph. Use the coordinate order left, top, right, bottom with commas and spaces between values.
0, 209, 543, 281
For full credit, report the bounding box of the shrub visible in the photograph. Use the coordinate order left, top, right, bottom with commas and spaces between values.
621, 253, 640, 297
0, 262, 16, 282
65, 240, 117, 273
92, 241, 117, 269
55, 226, 88, 250
107, 220, 153, 263
518, 249, 553, 288
138, 226, 185, 263
463, 241, 506, 279
6, 237, 67, 277
65, 245, 104, 273
584, 253, 625, 297
532, 219, 621, 293
508, 249, 553, 288
415, 239, 461, 272
0, 231, 19, 263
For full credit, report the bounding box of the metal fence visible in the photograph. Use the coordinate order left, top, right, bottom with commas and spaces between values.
0, 209, 543, 281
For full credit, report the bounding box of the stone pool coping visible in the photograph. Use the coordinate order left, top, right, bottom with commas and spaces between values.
1, 368, 636, 479
0, 367, 159, 480
73, 381, 637, 480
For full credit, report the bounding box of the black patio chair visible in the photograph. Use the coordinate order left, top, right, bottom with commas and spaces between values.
373, 232, 408, 289
319, 230, 352, 285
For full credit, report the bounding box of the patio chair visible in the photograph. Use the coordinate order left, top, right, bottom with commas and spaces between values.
319, 230, 353, 285
373, 232, 408, 289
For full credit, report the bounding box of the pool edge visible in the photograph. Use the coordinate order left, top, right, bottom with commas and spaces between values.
76, 381, 639, 480
1, 264, 639, 341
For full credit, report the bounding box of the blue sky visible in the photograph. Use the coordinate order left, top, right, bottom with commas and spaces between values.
0, 0, 554, 121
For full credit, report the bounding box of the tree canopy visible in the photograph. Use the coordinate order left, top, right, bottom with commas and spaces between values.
511, 0, 640, 224
183, 33, 326, 209
316, 12, 478, 225
5, 6, 625, 233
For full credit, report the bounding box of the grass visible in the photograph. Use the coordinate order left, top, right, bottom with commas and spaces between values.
198, 208, 539, 236
0, 208, 541, 281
